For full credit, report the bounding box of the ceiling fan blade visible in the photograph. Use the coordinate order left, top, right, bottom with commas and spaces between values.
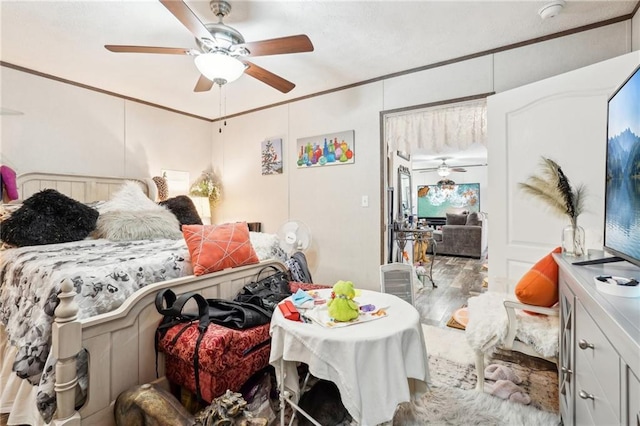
450, 168, 467, 172
237, 35, 314, 57
105, 45, 193, 55
194, 74, 214, 92
159, 0, 213, 42
243, 61, 295, 93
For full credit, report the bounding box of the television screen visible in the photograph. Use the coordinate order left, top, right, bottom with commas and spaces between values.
604, 64, 640, 267
417, 183, 480, 218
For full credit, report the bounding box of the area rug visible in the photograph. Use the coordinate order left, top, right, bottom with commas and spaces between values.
422, 324, 559, 415
392, 385, 559, 425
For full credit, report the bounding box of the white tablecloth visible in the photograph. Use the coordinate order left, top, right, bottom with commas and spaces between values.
269, 289, 430, 425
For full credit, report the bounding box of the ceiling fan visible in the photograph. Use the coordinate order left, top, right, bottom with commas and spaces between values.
435, 158, 468, 177
105, 0, 314, 93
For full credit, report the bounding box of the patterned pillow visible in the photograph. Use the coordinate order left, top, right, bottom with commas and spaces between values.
183, 222, 259, 276
152, 176, 169, 202
0, 189, 98, 247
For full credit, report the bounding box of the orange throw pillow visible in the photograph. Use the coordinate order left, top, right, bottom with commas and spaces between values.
183, 222, 259, 276
515, 247, 562, 307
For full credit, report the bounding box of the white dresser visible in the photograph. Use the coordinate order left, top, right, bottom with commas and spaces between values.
554, 254, 640, 426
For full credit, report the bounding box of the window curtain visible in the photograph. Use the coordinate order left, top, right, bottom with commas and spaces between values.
385, 99, 487, 156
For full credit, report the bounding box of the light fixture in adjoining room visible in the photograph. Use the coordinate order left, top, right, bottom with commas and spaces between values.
538, 0, 565, 20
437, 164, 451, 177
437, 178, 457, 191
195, 53, 247, 86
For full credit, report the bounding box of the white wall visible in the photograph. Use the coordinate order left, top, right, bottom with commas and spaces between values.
487, 50, 640, 293
213, 83, 384, 288
0, 67, 212, 182
218, 21, 631, 289
1, 20, 635, 291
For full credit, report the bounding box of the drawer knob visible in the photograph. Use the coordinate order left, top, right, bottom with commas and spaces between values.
579, 390, 595, 400
578, 339, 594, 350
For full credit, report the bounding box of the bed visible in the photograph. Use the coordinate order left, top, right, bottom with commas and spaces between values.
0, 172, 287, 426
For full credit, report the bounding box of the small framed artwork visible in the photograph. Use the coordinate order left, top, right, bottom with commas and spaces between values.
261, 138, 283, 175
296, 130, 354, 168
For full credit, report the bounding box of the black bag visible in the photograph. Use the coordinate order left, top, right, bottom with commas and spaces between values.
206, 296, 273, 330
155, 289, 272, 333
234, 265, 292, 311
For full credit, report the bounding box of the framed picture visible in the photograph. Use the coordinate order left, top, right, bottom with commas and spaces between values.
296, 130, 354, 168
417, 183, 480, 218
261, 138, 283, 175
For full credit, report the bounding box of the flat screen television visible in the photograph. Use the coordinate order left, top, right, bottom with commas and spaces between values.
599, 64, 640, 267
417, 182, 480, 219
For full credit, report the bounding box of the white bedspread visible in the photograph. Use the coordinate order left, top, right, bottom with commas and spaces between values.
0, 238, 191, 422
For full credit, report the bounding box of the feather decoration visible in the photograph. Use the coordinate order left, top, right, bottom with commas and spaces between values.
518, 157, 586, 224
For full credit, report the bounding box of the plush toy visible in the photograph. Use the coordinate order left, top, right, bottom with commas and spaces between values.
327, 280, 359, 322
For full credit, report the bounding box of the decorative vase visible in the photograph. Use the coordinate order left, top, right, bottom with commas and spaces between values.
562, 223, 585, 257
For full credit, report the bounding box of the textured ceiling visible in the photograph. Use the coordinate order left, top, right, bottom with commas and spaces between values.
1, 0, 636, 125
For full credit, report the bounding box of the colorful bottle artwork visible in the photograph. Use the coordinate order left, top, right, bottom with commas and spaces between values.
296, 133, 354, 167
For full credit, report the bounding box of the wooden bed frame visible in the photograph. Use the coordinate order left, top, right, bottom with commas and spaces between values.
5, 173, 283, 426
52, 261, 284, 425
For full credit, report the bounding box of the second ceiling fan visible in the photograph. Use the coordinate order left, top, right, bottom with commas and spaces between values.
105, 0, 313, 93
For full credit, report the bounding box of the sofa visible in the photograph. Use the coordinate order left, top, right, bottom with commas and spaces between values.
430, 212, 486, 258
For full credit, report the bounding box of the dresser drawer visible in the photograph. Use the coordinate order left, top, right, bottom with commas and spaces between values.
575, 301, 620, 425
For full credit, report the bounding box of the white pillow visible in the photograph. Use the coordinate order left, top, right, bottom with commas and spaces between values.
94, 210, 182, 241
98, 181, 161, 214
249, 231, 287, 261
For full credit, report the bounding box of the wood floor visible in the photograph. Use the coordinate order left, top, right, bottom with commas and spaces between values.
414, 254, 487, 328
417, 254, 557, 372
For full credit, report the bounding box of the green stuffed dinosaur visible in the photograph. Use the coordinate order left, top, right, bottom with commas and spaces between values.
327, 280, 359, 322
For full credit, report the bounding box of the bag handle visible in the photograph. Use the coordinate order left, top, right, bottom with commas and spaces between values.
155, 289, 210, 331
256, 265, 283, 281
155, 288, 209, 403
155, 288, 177, 316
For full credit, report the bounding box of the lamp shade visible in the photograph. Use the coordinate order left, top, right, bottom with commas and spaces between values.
195, 53, 246, 85
188, 196, 212, 225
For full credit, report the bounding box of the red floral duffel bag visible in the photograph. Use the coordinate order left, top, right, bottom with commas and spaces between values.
155, 289, 272, 403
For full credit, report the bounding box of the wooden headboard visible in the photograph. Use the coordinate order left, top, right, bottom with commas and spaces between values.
16, 172, 157, 203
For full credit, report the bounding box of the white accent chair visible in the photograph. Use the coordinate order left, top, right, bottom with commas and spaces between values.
465, 291, 559, 391
380, 263, 415, 306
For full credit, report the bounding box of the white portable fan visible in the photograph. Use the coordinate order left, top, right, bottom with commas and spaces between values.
277, 220, 312, 255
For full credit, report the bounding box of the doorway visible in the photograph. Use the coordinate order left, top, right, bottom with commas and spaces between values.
380, 95, 489, 264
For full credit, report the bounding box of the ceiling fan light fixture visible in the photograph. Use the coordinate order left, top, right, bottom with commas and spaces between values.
195, 53, 246, 85
437, 165, 450, 177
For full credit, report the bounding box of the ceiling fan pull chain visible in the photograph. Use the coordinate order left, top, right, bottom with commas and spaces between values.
218, 84, 223, 133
